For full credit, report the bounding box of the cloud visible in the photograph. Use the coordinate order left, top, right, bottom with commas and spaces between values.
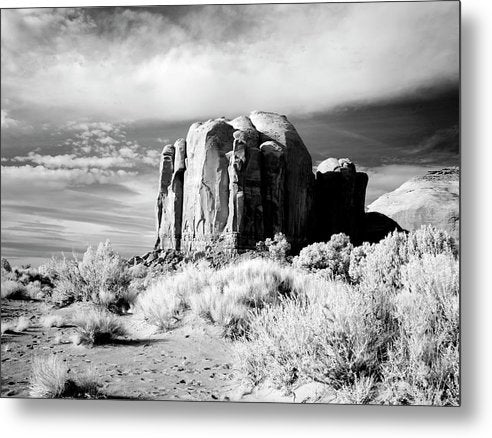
10, 120, 161, 171
1, 164, 137, 187
1, 3, 459, 124
1, 109, 18, 128
14, 153, 133, 169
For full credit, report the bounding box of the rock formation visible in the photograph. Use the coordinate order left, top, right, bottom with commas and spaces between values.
155, 112, 460, 253
313, 158, 368, 245
157, 112, 315, 252
361, 211, 405, 244
368, 167, 459, 241
155, 139, 187, 251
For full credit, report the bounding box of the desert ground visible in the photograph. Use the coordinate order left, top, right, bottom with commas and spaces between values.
1, 227, 459, 405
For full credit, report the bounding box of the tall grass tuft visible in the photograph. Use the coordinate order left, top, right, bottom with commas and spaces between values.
29, 354, 102, 398
73, 308, 126, 346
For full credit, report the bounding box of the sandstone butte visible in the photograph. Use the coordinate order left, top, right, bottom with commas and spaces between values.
154, 111, 458, 253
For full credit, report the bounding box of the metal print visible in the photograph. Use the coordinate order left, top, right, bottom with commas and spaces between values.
0, 1, 460, 405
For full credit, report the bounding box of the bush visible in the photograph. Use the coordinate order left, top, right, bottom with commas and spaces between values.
29, 354, 102, 399
235, 226, 460, 405
46, 241, 136, 311
1, 257, 12, 273
1, 280, 29, 299
235, 279, 395, 392
293, 233, 353, 280
73, 308, 126, 345
43, 256, 85, 305
379, 253, 459, 405
256, 232, 291, 262
40, 314, 66, 328
1, 316, 31, 334
137, 264, 213, 331
79, 240, 132, 309
138, 258, 298, 338
348, 225, 458, 288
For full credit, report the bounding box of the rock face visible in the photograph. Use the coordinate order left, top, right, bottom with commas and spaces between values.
361, 212, 405, 244
155, 139, 187, 250
157, 112, 315, 252
313, 158, 368, 245
368, 167, 459, 241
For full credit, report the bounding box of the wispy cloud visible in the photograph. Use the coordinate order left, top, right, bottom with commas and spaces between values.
1, 3, 459, 124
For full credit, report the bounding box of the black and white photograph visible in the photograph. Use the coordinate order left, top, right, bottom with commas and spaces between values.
1, 1, 460, 406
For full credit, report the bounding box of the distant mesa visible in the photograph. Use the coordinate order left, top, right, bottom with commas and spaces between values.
368, 167, 459, 242
153, 111, 458, 253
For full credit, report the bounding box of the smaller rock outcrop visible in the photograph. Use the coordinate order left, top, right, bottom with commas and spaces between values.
128, 249, 188, 270
361, 211, 405, 244
368, 167, 459, 241
313, 158, 368, 245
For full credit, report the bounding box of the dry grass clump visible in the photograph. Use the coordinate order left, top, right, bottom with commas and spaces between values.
15, 316, 31, 332
136, 264, 212, 331
29, 354, 102, 399
40, 314, 66, 328
138, 258, 297, 338
73, 308, 126, 346
1, 316, 31, 335
1, 280, 29, 299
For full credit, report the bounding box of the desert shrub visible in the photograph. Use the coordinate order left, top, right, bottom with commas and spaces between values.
1, 316, 31, 334
26, 280, 44, 299
1, 257, 12, 273
235, 278, 395, 392
194, 259, 299, 338
348, 225, 457, 288
1, 320, 15, 335
293, 233, 353, 280
406, 225, 458, 259
73, 308, 126, 345
29, 354, 102, 399
40, 314, 66, 328
235, 246, 459, 405
256, 232, 291, 262
15, 316, 31, 332
138, 258, 298, 338
44, 256, 85, 305
137, 264, 213, 331
379, 253, 459, 406
46, 241, 135, 311
1, 280, 29, 299
128, 263, 148, 279
79, 240, 132, 308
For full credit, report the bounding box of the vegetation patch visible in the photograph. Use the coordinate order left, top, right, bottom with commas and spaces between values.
29, 354, 102, 399
73, 308, 127, 346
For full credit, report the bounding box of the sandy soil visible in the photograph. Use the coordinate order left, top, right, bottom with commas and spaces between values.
1, 299, 242, 401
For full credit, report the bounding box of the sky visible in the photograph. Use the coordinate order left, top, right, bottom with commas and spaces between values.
1, 2, 460, 266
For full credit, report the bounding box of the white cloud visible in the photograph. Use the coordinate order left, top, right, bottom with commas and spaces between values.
1, 109, 18, 128
1, 164, 136, 188
14, 152, 134, 169
10, 120, 161, 171
1, 3, 459, 124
